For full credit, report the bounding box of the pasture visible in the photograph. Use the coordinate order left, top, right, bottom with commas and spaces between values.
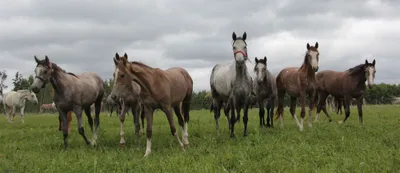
1, 105, 399, 173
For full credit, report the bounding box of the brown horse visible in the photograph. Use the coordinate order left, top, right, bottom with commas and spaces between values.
112, 53, 193, 157
40, 103, 56, 113
31, 55, 104, 149
275, 42, 320, 131
314, 60, 376, 124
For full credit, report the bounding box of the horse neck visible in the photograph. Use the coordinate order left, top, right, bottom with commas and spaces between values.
129, 64, 154, 95
235, 62, 249, 80
299, 62, 315, 80
349, 70, 367, 88
50, 70, 70, 96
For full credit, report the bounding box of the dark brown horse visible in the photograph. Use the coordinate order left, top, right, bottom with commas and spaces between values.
112, 53, 193, 157
275, 42, 320, 131
314, 60, 376, 124
31, 56, 104, 149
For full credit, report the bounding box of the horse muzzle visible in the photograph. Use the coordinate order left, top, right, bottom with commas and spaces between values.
313, 66, 319, 72
368, 84, 373, 89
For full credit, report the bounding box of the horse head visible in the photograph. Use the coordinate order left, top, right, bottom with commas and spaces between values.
232, 32, 248, 67
254, 56, 267, 84
111, 53, 139, 104
31, 55, 53, 93
365, 59, 376, 89
306, 42, 319, 72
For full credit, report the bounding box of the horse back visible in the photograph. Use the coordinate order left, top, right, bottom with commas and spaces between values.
316, 70, 348, 95
162, 67, 193, 105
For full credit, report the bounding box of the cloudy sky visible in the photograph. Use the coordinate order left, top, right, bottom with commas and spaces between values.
0, 0, 399, 92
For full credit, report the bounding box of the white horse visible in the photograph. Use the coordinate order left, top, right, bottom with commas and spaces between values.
210, 31, 254, 138
2, 89, 38, 123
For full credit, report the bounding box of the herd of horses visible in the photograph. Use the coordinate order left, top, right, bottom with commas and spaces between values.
0, 31, 376, 157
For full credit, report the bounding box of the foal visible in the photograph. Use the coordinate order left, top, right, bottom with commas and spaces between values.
275, 42, 320, 131
253, 56, 277, 128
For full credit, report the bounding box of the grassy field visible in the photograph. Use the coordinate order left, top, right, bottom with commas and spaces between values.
0, 105, 399, 173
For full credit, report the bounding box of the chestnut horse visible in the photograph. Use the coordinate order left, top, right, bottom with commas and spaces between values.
112, 53, 193, 157
40, 103, 56, 113
314, 60, 376, 124
275, 42, 320, 131
31, 56, 104, 149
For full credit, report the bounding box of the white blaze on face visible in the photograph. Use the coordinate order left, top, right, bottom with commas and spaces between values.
309, 51, 318, 69
114, 68, 119, 86
366, 66, 375, 86
255, 63, 265, 82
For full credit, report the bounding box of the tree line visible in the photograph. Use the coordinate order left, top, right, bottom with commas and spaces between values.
0, 71, 399, 113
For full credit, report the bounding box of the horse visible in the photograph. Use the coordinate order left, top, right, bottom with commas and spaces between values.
112, 53, 193, 157
106, 94, 121, 117
110, 55, 143, 148
2, 90, 38, 123
275, 42, 320, 131
40, 102, 57, 113
30, 55, 105, 149
90, 102, 104, 113
210, 31, 252, 138
314, 60, 376, 124
253, 56, 277, 128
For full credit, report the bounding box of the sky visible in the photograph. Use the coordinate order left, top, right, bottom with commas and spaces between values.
1, 0, 399, 93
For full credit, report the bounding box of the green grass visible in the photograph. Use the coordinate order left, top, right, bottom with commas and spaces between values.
0, 105, 400, 173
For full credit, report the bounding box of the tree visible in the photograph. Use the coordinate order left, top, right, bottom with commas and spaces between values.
12, 72, 31, 91
0, 70, 8, 95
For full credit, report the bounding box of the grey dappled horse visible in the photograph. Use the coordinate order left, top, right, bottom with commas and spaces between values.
210, 31, 253, 138
30, 55, 104, 150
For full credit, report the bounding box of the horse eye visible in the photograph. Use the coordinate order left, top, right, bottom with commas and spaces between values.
233, 46, 237, 50
120, 74, 125, 78
244, 46, 247, 49
43, 70, 47, 73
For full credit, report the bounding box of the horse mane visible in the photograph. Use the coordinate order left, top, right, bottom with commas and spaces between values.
347, 64, 365, 76
50, 63, 78, 78
129, 61, 155, 72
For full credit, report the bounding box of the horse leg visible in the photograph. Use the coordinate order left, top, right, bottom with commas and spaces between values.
20, 106, 25, 123
289, 96, 301, 130
58, 110, 70, 150
356, 96, 364, 124
119, 102, 129, 147
229, 99, 237, 139
212, 99, 222, 133
11, 106, 16, 122
161, 105, 184, 150
132, 103, 141, 147
173, 105, 186, 145
339, 96, 351, 124
143, 107, 154, 157
266, 97, 275, 128
73, 107, 91, 145
181, 95, 191, 146
67, 111, 72, 134
243, 103, 249, 137
298, 93, 306, 131
4, 105, 11, 123
223, 102, 231, 131
109, 105, 113, 117
140, 107, 145, 135
276, 89, 285, 128
92, 97, 103, 146
84, 108, 94, 132
258, 101, 265, 128
307, 92, 315, 128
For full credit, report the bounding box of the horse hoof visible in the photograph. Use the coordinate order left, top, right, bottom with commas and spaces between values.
338, 121, 343, 125
120, 143, 125, 148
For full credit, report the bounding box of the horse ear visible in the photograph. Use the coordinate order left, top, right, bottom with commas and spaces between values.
242, 32, 247, 40
264, 56, 267, 62
372, 59, 376, 66
232, 32, 237, 41
113, 57, 118, 66
44, 55, 51, 68
365, 59, 369, 65
254, 57, 258, 63
307, 43, 311, 50
123, 53, 128, 60
34, 55, 40, 64
315, 42, 319, 49
115, 53, 120, 60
